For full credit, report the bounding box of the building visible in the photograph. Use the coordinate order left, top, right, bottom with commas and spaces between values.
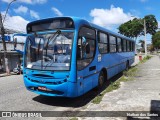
0, 41, 24, 72
0, 23, 25, 72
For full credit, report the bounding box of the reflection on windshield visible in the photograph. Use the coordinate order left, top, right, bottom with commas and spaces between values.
25, 32, 73, 70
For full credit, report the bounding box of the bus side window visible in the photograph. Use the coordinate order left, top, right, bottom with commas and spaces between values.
77, 27, 96, 70
77, 44, 82, 59
77, 37, 90, 59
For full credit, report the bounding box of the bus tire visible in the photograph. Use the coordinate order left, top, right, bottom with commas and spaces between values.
97, 71, 105, 89
125, 61, 129, 71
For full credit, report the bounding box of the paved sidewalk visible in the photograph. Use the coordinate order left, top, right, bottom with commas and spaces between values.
0, 72, 16, 77
83, 55, 160, 119
132, 55, 143, 66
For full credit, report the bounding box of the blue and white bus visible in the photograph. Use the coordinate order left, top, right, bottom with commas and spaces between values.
14, 17, 135, 97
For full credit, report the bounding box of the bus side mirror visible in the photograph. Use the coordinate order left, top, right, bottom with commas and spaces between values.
13, 35, 25, 55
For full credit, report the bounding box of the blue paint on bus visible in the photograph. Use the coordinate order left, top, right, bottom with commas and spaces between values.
17, 17, 135, 97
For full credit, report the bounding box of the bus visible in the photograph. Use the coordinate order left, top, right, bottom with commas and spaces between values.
14, 17, 135, 97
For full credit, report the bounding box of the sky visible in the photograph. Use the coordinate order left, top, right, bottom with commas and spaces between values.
1, 0, 160, 43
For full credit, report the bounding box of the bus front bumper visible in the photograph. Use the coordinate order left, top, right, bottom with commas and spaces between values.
23, 76, 77, 97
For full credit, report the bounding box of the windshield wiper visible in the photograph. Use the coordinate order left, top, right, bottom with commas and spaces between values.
48, 30, 61, 45
44, 30, 61, 48
44, 30, 61, 57
37, 38, 41, 58
43, 30, 61, 69
45, 38, 50, 57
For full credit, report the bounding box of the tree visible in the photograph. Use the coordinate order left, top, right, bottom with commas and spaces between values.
152, 31, 160, 49
118, 18, 143, 39
143, 15, 158, 35
148, 44, 154, 52
118, 15, 158, 40
139, 40, 145, 52
139, 40, 145, 48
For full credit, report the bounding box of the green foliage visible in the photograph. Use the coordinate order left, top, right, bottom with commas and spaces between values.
118, 15, 158, 39
70, 118, 78, 120
118, 18, 143, 38
148, 44, 154, 52
140, 55, 152, 63
92, 66, 138, 104
144, 15, 158, 35
139, 40, 145, 48
152, 31, 160, 48
92, 55, 152, 104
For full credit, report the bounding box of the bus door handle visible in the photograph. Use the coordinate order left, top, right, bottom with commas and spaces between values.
89, 66, 96, 71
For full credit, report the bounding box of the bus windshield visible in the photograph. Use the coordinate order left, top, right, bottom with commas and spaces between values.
25, 31, 74, 71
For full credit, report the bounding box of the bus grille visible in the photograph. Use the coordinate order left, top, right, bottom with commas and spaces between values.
27, 77, 67, 85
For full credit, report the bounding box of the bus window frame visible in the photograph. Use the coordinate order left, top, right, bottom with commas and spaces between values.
122, 39, 127, 52
126, 40, 130, 52
24, 30, 75, 72
109, 34, 117, 53
132, 42, 135, 51
117, 37, 122, 52
76, 25, 96, 71
97, 31, 109, 54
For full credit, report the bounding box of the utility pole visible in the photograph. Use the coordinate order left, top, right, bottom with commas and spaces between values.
0, 0, 16, 74
144, 19, 147, 56
0, 13, 10, 74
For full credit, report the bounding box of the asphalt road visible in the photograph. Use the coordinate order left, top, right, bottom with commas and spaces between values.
0, 55, 148, 120
0, 74, 109, 120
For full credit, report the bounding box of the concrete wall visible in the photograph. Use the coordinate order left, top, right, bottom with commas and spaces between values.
0, 42, 24, 51
0, 42, 24, 72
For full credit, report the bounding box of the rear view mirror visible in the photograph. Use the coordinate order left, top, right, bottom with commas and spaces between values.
13, 34, 27, 55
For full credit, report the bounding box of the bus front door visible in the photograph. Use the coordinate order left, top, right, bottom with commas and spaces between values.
77, 37, 97, 95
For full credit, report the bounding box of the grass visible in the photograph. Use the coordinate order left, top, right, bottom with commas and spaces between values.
70, 117, 78, 120
140, 55, 152, 63
91, 55, 152, 104
92, 67, 138, 104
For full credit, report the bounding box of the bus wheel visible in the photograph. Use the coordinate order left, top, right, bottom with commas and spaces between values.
125, 61, 129, 71
98, 71, 104, 89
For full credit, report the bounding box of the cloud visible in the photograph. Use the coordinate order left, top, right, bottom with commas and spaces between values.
2, 0, 13, 3
90, 5, 132, 28
140, 0, 148, 2
2, 0, 47, 4
33, 0, 47, 4
14, 5, 28, 14
158, 21, 160, 29
18, 0, 32, 4
2, 13, 29, 32
145, 7, 153, 10
130, 9, 141, 16
52, 7, 63, 16
30, 10, 40, 19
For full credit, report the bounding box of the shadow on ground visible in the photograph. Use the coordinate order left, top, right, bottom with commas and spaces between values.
32, 73, 123, 108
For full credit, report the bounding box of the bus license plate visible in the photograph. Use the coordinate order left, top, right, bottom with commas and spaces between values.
38, 86, 47, 91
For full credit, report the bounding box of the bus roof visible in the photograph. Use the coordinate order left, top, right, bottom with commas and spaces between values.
71, 16, 134, 42
27, 16, 134, 42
